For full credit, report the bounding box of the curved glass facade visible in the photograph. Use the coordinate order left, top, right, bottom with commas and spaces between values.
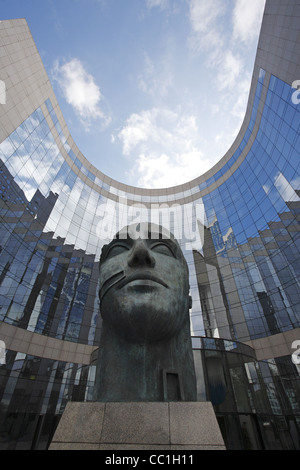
1, 71, 299, 343
197, 71, 300, 341
0, 1, 299, 450
193, 337, 300, 450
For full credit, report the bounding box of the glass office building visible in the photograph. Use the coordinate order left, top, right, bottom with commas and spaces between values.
0, 0, 299, 449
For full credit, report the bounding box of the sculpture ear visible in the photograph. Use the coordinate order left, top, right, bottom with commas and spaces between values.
189, 295, 193, 310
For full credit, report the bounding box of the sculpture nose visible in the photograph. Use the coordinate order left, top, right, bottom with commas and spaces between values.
127, 240, 155, 268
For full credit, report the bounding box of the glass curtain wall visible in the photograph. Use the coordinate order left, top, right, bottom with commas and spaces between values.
0, 61, 299, 448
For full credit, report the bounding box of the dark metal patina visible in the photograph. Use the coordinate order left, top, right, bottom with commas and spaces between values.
93, 223, 197, 402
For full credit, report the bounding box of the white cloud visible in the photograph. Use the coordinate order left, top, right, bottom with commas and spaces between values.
117, 109, 156, 156
188, 0, 265, 91
110, 1, 265, 188
217, 51, 244, 91
232, 0, 265, 44
189, 0, 226, 52
138, 52, 173, 98
274, 173, 300, 202
186, 0, 265, 135
146, 0, 169, 11
134, 149, 210, 188
188, 0, 246, 100
230, 72, 252, 120
52, 58, 110, 130
4, 133, 63, 201
115, 107, 212, 188
117, 108, 198, 156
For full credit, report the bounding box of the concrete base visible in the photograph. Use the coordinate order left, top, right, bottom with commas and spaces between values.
49, 401, 226, 450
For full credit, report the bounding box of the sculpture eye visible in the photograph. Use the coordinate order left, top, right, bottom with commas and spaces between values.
151, 242, 175, 258
106, 243, 129, 259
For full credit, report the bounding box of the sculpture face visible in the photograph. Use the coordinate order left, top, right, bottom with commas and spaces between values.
99, 223, 191, 343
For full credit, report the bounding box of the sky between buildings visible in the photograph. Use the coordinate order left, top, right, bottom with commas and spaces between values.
1, 0, 266, 189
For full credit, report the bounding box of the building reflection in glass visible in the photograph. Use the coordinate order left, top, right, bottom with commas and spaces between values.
0, 32, 299, 449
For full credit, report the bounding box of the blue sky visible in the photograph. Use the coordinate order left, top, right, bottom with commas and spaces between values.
1, 0, 266, 188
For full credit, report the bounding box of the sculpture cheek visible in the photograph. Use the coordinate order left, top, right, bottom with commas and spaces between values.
99, 270, 125, 302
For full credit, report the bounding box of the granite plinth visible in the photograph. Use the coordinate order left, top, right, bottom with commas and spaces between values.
49, 401, 226, 450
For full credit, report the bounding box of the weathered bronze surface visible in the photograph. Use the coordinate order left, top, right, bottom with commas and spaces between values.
93, 223, 197, 402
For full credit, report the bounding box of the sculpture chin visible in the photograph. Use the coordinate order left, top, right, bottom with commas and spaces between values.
101, 294, 188, 344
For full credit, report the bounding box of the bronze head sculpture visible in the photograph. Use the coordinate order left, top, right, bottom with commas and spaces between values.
93, 222, 197, 402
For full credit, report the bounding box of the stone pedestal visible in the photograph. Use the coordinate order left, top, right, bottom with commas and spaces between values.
49, 401, 226, 450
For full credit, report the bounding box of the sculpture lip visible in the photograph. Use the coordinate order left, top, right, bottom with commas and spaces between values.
117, 271, 169, 289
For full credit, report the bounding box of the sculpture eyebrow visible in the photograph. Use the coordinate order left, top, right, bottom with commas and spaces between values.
100, 239, 132, 262
105, 239, 132, 257
148, 238, 179, 257
100, 231, 180, 261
